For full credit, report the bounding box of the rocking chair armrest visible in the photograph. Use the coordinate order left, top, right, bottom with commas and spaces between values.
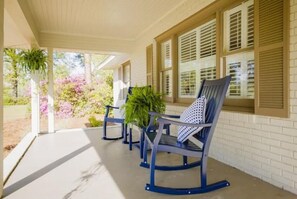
105, 105, 121, 118
151, 117, 211, 146
147, 112, 180, 128
105, 105, 120, 109
148, 111, 180, 119
157, 117, 212, 128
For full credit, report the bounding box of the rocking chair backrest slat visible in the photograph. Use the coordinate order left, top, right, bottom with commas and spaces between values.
195, 76, 231, 151
125, 87, 134, 103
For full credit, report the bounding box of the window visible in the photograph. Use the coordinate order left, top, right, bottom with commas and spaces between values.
225, 52, 254, 98
122, 61, 131, 98
154, 0, 288, 117
162, 40, 172, 68
178, 19, 216, 99
160, 40, 173, 97
224, 0, 254, 99
162, 70, 172, 96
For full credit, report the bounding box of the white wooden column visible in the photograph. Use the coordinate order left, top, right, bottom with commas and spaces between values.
31, 72, 40, 135
0, 0, 4, 196
47, 48, 55, 133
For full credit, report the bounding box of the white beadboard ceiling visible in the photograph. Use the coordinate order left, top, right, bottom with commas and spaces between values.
24, 0, 183, 41
4, 0, 188, 67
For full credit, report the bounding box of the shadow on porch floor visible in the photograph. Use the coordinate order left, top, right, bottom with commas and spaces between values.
3, 127, 296, 199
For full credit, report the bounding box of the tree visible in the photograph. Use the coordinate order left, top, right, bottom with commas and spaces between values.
4, 48, 21, 98
84, 53, 92, 84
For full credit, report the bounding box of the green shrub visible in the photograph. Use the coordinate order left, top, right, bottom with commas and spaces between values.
3, 95, 29, 105
88, 116, 103, 127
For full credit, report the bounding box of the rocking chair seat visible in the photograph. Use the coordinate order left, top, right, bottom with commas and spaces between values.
146, 133, 202, 152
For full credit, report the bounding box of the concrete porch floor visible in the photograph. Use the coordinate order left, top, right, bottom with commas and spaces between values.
3, 127, 296, 199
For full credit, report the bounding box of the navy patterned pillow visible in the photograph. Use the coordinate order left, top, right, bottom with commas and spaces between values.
177, 96, 207, 143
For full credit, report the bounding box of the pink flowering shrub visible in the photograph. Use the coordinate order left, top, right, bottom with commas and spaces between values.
39, 74, 113, 119
56, 101, 73, 118
40, 96, 48, 115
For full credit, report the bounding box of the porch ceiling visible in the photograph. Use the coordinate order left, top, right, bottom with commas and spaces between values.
25, 0, 183, 41
4, 0, 184, 55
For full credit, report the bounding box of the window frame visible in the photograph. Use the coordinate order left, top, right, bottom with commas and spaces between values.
221, 0, 255, 112
157, 37, 178, 103
146, 44, 153, 86
122, 60, 131, 99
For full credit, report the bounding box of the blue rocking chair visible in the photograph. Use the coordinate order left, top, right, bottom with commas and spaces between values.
103, 87, 133, 142
141, 76, 231, 195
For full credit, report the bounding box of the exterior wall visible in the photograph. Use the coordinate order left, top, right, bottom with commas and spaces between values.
0, 0, 3, 195
130, 0, 215, 86
124, 0, 297, 195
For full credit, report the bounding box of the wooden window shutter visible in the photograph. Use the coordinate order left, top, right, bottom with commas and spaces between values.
180, 70, 196, 96
228, 62, 242, 97
146, 44, 153, 86
229, 10, 242, 51
201, 66, 216, 80
255, 0, 289, 117
200, 21, 216, 58
161, 70, 173, 97
247, 60, 255, 98
247, 4, 254, 47
161, 41, 172, 68
180, 31, 197, 63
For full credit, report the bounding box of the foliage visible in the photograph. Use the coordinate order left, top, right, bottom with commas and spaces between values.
19, 48, 48, 74
4, 95, 30, 105
54, 51, 84, 71
56, 101, 74, 119
40, 74, 113, 119
3, 48, 113, 120
3, 87, 30, 106
4, 48, 23, 98
122, 86, 165, 128
105, 75, 113, 89
88, 116, 103, 127
53, 64, 70, 79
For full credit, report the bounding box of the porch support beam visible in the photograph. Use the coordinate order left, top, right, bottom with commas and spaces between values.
30, 43, 40, 135
5, 0, 39, 46
39, 33, 134, 54
30, 72, 40, 135
0, 0, 4, 196
47, 47, 54, 133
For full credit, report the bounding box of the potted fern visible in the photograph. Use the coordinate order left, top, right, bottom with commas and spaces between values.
19, 48, 48, 134
19, 48, 47, 74
122, 86, 165, 128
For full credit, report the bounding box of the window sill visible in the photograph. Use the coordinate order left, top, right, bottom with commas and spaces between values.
165, 99, 255, 114
222, 105, 254, 114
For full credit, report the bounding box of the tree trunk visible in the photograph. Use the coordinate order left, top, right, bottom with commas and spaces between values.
12, 62, 18, 98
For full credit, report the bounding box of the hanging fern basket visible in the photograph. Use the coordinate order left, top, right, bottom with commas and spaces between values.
19, 48, 48, 74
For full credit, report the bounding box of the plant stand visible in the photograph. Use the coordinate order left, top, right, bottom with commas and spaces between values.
128, 124, 170, 158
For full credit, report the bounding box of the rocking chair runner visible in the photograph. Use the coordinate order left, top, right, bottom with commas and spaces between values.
103, 87, 133, 142
141, 76, 231, 195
